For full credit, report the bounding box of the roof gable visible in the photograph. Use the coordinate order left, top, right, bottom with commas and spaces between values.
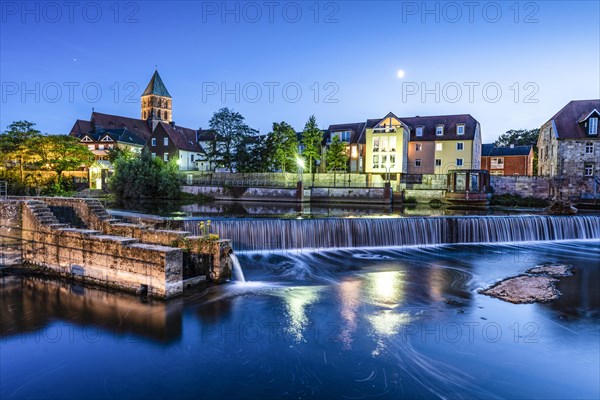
155, 122, 201, 152
545, 99, 600, 139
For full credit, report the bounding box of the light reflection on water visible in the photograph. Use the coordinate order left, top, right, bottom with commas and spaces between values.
1, 240, 599, 399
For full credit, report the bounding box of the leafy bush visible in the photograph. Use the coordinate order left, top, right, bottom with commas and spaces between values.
109, 149, 182, 199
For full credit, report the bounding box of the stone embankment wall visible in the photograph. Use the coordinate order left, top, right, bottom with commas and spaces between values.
0, 198, 234, 298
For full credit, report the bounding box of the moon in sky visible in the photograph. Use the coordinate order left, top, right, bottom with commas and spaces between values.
396, 70, 405, 79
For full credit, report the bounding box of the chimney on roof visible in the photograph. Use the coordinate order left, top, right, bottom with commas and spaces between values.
170, 121, 175, 127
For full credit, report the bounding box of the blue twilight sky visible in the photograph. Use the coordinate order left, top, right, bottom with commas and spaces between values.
1, 0, 599, 143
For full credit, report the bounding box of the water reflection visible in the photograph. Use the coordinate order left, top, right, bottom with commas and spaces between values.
0, 275, 183, 343
279, 286, 322, 343
337, 279, 361, 349
364, 270, 406, 308
107, 198, 566, 219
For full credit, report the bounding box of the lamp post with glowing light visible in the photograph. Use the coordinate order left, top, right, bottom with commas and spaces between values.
385, 160, 391, 183
296, 156, 305, 183
296, 156, 305, 203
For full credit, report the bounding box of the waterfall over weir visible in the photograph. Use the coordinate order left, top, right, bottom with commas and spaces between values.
183, 215, 600, 251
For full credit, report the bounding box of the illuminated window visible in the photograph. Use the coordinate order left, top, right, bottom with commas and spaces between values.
381, 137, 388, 152
373, 137, 380, 152
389, 137, 396, 152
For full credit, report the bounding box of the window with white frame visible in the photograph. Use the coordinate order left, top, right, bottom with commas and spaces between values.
382, 155, 388, 168
584, 163, 593, 176
585, 142, 594, 154
87, 145, 95, 150
164, 137, 168, 146
373, 155, 379, 169
456, 124, 465, 135
373, 137, 380, 152
491, 157, 504, 169
436, 125, 444, 136
339, 131, 351, 142
456, 142, 464, 151
589, 117, 598, 135
435, 159, 442, 167
435, 143, 443, 151
98, 144, 104, 150
389, 154, 396, 168
389, 136, 396, 152
151, 138, 156, 146
163, 153, 169, 162
415, 159, 422, 167
416, 126, 423, 137
381, 137, 388, 152
456, 158, 464, 166
151, 153, 156, 158
415, 143, 422, 151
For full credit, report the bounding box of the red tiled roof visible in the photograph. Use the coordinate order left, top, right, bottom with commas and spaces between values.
544, 99, 600, 139
70, 119, 92, 135
91, 112, 152, 141
156, 122, 202, 152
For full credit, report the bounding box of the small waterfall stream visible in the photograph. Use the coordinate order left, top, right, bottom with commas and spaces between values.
184, 215, 600, 251
230, 253, 246, 282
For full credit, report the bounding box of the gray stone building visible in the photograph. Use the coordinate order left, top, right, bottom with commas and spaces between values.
537, 99, 600, 198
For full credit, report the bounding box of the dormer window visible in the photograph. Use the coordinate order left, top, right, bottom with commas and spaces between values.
416, 126, 423, 137
436, 125, 444, 136
456, 124, 465, 135
589, 117, 598, 135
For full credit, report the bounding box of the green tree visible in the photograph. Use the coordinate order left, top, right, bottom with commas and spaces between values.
109, 149, 181, 199
0, 121, 42, 181
207, 108, 257, 172
107, 145, 136, 162
235, 135, 273, 172
495, 129, 539, 147
301, 115, 323, 178
495, 128, 540, 175
31, 135, 94, 182
326, 136, 349, 186
269, 121, 299, 173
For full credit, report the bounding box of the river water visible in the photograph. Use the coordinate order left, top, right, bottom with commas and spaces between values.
1, 240, 598, 399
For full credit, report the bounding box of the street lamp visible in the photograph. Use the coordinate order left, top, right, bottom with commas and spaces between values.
296, 157, 305, 183
385, 160, 391, 183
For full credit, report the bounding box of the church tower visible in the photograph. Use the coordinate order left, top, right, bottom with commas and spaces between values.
141, 70, 172, 130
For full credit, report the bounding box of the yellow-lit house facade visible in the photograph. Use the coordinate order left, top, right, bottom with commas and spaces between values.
402, 114, 482, 174
364, 112, 410, 175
